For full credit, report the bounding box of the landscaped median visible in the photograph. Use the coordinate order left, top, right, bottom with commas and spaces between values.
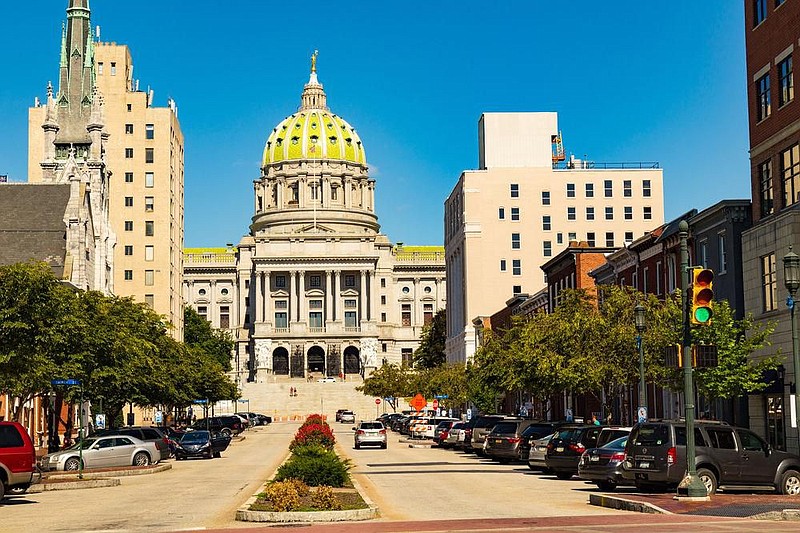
236, 414, 378, 523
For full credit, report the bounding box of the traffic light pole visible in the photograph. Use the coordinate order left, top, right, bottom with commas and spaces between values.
677, 220, 708, 499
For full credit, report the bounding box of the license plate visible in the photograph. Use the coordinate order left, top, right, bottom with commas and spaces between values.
590, 455, 600, 462
494, 439, 501, 443
556, 446, 564, 452
638, 461, 650, 469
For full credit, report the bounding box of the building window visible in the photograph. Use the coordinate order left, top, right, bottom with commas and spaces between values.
623, 180, 632, 197
145, 148, 154, 163
498, 207, 505, 220
380, 278, 386, 288
145, 245, 154, 261
779, 56, 794, 108
401, 304, 412, 326
145, 124, 154, 140
512, 259, 521, 276
124, 270, 133, 280
344, 299, 357, 308
656, 261, 663, 295
605, 207, 614, 220
345, 275, 355, 287
782, 144, 800, 207
543, 241, 552, 257
587, 232, 596, 247
125, 124, 133, 134
643, 206, 652, 220
556, 233, 563, 245
125, 172, 133, 183
98, 62, 103, 75
218, 306, 230, 329
110, 62, 117, 75
345, 311, 358, 327
275, 300, 287, 309
381, 312, 387, 322
568, 232, 577, 241
510, 183, 519, 198
145, 270, 154, 286
643, 180, 651, 197
757, 73, 771, 121
761, 253, 777, 312
144, 294, 154, 308
605, 232, 614, 247
511, 207, 520, 221
125, 148, 134, 159
127, 103, 132, 112
625, 231, 634, 243
511, 233, 521, 249
145, 221, 154, 236
585, 183, 594, 198
274, 312, 288, 328
542, 215, 551, 230
124, 196, 133, 207
718, 233, 728, 272
604, 180, 613, 197
624, 206, 633, 220
754, 0, 767, 25
513, 285, 522, 295
379, 295, 385, 305
275, 275, 286, 288
760, 159, 774, 215
698, 240, 708, 268
401, 348, 414, 367
145, 196, 154, 212
541, 191, 550, 205
308, 312, 323, 328
310, 275, 321, 288
145, 172, 154, 188
566, 183, 575, 198
500, 259, 507, 272
124, 221, 133, 231
586, 207, 594, 221
124, 245, 133, 256
567, 207, 576, 220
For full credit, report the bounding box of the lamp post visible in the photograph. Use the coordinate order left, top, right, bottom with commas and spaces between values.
783, 247, 800, 452
634, 303, 647, 423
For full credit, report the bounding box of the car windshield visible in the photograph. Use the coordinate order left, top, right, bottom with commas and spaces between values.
360, 422, 383, 430
67, 438, 97, 450
180, 431, 210, 443
475, 417, 502, 428
554, 428, 580, 441
631, 424, 669, 446
522, 424, 555, 439
491, 422, 518, 434
603, 436, 628, 450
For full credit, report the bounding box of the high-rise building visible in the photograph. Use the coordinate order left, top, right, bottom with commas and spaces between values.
184, 59, 445, 384
28, 1, 185, 338
741, 0, 800, 453
444, 112, 664, 363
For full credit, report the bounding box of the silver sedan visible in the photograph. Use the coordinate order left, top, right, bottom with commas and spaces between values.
42, 435, 160, 471
527, 433, 555, 472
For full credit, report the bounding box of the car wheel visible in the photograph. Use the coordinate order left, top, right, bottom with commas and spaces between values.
354, 443, 360, 449
555, 472, 573, 480
498, 458, 511, 464
596, 481, 617, 491
0, 480, 5, 501
64, 457, 81, 471
8, 486, 28, 495
527, 462, 538, 471
133, 452, 151, 467
381, 443, 387, 449
221, 428, 232, 437
213, 451, 221, 458
696, 468, 717, 495
780, 469, 800, 496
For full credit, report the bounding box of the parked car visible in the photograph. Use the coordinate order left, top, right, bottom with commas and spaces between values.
318, 377, 336, 383
163, 426, 186, 456
545, 424, 602, 479
434, 420, 458, 446
596, 426, 632, 448
0, 421, 37, 501
41, 435, 159, 471
235, 412, 259, 427
528, 433, 555, 472
354, 421, 387, 449
485, 420, 539, 463
255, 414, 272, 425
444, 422, 467, 448
518, 422, 565, 462
390, 415, 409, 432
578, 435, 631, 491
95, 426, 171, 461
622, 420, 800, 495
174, 430, 231, 460
336, 409, 348, 422
412, 417, 458, 439
466, 415, 507, 455
340, 411, 355, 424
191, 415, 244, 436
233, 413, 251, 429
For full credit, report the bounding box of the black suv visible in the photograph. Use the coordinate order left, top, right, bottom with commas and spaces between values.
622, 420, 800, 495
191, 415, 244, 436
518, 421, 565, 461
545, 424, 602, 479
95, 426, 171, 461
465, 415, 508, 455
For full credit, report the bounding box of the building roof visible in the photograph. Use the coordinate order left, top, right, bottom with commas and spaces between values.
0, 183, 70, 276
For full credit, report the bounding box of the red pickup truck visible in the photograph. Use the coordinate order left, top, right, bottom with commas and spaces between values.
0, 422, 37, 501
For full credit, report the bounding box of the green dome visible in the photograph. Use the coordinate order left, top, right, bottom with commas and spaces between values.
263, 110, 366, 166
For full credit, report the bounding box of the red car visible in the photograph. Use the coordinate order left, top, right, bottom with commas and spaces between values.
0, 422, 37, 500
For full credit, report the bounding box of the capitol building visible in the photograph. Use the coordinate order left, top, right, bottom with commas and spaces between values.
184, 57, 446, 384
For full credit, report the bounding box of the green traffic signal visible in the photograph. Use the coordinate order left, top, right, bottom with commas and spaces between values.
691, 268, 714, 325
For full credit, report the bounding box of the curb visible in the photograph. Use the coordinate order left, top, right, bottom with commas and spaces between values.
750, 509, 800, 521
29, 478, 120, 493
236, 505, 378, 523
45, 463, 172, 480
588, 493, 672, 514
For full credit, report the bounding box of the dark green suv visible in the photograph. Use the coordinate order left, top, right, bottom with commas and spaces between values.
622, 420, 800, 495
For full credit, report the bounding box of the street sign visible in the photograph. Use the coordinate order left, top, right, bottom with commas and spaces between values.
193, 399, 208, 404
409, 393, 427, 412
95, 414, 106, 430
565, 408, 574, 423
637, 406, 648, 424
237, 399, 248, 403
434, 394, 448, 399
375, 398, 381, 405
51, 379, 80, 386
466, 408, 472, 421
432, 399, 439, 410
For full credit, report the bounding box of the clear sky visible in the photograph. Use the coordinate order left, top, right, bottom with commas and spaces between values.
0, 1, 750, 248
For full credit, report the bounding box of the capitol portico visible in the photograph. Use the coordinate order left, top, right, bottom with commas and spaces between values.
184, 56, 445, 383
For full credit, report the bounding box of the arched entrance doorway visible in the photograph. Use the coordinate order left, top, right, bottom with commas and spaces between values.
343, 346, 360, 375
307, 345, 326, 374
272, 347, 289, 375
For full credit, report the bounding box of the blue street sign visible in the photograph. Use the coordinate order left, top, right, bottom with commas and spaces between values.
193, 399, 208, 404
434, 394, 448, 399
788, 296, 795, 310
51, 379, 81, 386
384, 396, 394, 402
237, 399, 248, 403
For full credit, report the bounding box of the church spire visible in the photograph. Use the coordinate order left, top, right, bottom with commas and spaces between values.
300, 50, 327, 111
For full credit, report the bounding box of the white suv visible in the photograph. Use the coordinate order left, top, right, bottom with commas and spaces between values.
340, 411, 355, 424
354, 421, 387, 449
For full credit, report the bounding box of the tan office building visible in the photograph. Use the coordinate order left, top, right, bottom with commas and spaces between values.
444, 112, 664, 363
28, 9, 185, 338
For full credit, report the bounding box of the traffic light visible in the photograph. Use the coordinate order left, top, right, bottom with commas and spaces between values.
691, 268, 714, 325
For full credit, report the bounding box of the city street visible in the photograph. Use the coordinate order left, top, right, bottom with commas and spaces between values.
0, 424, 295, 532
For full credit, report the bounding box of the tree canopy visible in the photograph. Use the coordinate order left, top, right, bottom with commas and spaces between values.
413, 309, 446, 368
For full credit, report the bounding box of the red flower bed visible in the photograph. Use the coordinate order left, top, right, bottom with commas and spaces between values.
290, 414, 336, 450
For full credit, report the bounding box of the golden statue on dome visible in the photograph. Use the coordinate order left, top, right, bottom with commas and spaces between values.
311, 50, 318, 73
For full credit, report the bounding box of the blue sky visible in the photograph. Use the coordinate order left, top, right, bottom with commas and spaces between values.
0, 1, 749, 248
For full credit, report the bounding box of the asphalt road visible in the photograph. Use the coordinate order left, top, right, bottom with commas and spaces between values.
0, 423, 296, 533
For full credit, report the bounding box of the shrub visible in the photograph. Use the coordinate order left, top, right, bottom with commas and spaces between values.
290, 422, 335, 450
302, 413, 325, 428
265, 480, 300, 512
312, 485, 342, 511
284, 478, 310, 497
275, 445, 351, 487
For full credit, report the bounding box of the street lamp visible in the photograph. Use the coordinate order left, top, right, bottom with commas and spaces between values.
634, 303, 647, 423
783, 247, 800, 452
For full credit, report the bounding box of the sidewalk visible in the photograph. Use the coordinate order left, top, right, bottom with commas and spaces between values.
589, 490, 800, 520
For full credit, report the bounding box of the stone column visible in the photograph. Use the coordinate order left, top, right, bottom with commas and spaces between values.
359, 270, 367, 324
290, 271, 297, 322
333, 271, 341, 322
434, 277, 441, 311
369, 271, 377, 321
263, 271, 271, 324
325, 270, 333, 325
210, 280, 217, 326
344, 178, 351, 209
298, 270, 306, 324
413, 277, 420, 327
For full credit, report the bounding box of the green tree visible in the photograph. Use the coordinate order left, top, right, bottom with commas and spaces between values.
411, 364, 469, 407
413, 309, 446, 368
357, 363, 412, 411
184, 306, 234, 371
